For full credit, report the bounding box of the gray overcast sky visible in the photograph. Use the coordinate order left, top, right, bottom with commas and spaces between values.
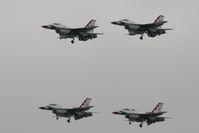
0, 0, 199, 133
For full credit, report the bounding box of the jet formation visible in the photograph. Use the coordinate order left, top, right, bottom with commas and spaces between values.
112, 103, 170, 127
40, 15, 172, 127
39, 99, 170, 127
42, 15, 172, 43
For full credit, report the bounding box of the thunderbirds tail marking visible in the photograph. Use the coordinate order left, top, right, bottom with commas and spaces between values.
85, 19, 96, 28
80, 98, 92, 108
152, 102, 164, 113
153, 15, 164, 23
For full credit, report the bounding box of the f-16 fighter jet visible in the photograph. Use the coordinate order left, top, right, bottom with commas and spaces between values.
42, 19, 103, 43
39, 98, 94, 123
111, 15, 172, 40
112, 103, 170, 127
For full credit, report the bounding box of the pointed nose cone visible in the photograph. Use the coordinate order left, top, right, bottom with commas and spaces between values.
38, 106, 46, 110
112, 111, 119, 114
111, 21, 118, 25
41, 25, 49, 28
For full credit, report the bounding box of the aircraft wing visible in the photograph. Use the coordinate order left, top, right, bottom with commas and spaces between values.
56, 25, 98, 32
126, 23, 158, 30
161, 116, 172, 119
143, 21, 168, 29
161, 28, 173, 30
130, 111, 167, 119
53, 26, 97, 33
143, 23, 157, 28
70, 26, 98, 32
62, 106, 94, 113
125, 112, 159, 119
134, 23, 165, 29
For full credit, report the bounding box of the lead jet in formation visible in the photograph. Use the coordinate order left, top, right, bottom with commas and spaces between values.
112, 103, 170, 127
42, 20, 103, 44
111, 15, 173, 40
39, 98, 94, 123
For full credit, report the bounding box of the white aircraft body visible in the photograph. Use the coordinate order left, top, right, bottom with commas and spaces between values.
112, 103, 170, 127
111, 15, 172, 40
39, 98, 94, 123
42, 20, 103, 43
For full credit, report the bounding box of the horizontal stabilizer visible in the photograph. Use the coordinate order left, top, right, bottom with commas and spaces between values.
163, 28, 173, 30
163, 117, 172, 119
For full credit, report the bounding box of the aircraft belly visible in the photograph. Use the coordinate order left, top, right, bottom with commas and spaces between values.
54, 109, 67, 115
129, 114, 139, 119
57, 29, 71, 34
128, 25, 140, 29
129, 30, 143, 35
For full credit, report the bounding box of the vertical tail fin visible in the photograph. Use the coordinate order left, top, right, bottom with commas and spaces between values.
85, 19, 96, 28
80, 98, 92, 108
152, 103, 164, 113
153, 15, 164, 23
